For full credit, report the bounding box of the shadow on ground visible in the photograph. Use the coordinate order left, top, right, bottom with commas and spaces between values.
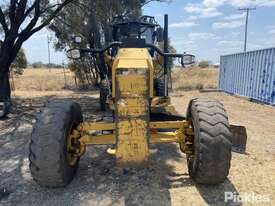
0, 92, 241, 206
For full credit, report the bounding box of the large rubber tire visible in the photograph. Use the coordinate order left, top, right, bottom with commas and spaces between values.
100, 83, 109, 111
0, 101, 11, 118
29, 101, 83, 187
154, 78, 165, 96
186, 98, 232, 184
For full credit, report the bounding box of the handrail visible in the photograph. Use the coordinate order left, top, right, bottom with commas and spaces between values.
79, 42, 186, 59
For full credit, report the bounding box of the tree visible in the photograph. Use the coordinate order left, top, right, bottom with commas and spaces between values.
0, 0, 74, 106
199, 60, 210, 68
154, 39, 176, 78
12, 48, 28, 75
31, 61, 44, 68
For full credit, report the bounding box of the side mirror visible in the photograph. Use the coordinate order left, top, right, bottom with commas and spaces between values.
181, 54, 195, 66
156, 28, 164, 42
74, 36, 82, 44
66, 49, 81, 60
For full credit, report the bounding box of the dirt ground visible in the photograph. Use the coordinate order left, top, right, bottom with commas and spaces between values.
0, 90, 275, 206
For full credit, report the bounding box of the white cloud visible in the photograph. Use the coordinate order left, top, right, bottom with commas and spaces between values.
49, 0, 60, 4
203, 0, 227, 7
231, 31, 241, 37
186, 15, 199, 21
212, 20, 244, 29
223, 13, 246, 20
216, 40, 245, 53
171, 39, 199, 53
184, 0, 275, 16
184, 3, 223, 18
217, 40, 243, 47
31, 33, 48, 39
229, 0, 251, 7
29, 28, 49, 39
172, 39, 195, 46
170, 21, 199, 28
251, 0, 275, 7
247, 43, 264, 50
154, 13, 164, 18
263, 1, 275, 6
268, 26, 275, 34
188, 32, 219, 40
207, 0, 275, 7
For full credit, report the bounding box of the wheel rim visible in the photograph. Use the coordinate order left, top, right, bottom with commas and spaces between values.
67, 122, 79, 166
186, 120, 195, 162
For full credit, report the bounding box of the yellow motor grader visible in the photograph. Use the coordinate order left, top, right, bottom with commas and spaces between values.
29, 15, 245, 187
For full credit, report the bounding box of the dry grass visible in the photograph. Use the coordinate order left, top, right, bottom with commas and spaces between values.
11, 68, 76, 91
172, 67, 219, 91
11, 67, 218, 92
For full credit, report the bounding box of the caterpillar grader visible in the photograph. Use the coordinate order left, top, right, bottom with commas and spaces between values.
29, 15, 244, 187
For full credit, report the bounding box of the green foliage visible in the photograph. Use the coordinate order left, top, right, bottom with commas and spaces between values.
31, 62, 44, 68
0, 0, 74, 102
11, 49, 28, 75
198, 60, 210, 68
1, 42, 28, 75
68, 60, 99, 89
31, 62, 63, 68
50, 0, 168, 50
154, 39, 176, 78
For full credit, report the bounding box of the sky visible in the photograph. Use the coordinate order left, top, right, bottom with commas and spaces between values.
23, 0, 275, 64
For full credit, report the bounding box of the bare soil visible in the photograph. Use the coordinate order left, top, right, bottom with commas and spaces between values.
0, 90, 274, 206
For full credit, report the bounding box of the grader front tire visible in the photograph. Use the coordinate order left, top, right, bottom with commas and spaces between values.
186, 98, 232, 184
100, 82, 110, 111
29, 101, 83, 187
154, 78, 165, 96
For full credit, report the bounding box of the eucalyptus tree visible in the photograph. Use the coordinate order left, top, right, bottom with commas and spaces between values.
0, 0, 74, 112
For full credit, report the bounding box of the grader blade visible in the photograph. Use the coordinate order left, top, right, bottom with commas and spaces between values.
229, 125, 247, 154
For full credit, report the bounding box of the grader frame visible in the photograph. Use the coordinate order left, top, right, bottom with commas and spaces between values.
67, 48, 195, 167
68, 120, 194, 165
29, 14, 246, 187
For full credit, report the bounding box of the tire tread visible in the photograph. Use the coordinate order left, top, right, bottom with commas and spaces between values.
29, 101, 82, 187
187, 98, 232, 184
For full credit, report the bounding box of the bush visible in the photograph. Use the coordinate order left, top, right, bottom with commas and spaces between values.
31, 62, 63, 68
11, 48, 28, 75
32, 62, 44, 68
198, 60, 210, 68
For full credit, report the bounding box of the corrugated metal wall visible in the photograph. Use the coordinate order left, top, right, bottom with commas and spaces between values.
219, 48, 275, 105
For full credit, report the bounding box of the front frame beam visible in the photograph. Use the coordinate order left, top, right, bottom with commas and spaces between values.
71, 120, 193, 145
76, 121, 188, 131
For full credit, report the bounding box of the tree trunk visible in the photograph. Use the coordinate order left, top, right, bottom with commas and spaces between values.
0, 66, 11, 103
0, 37, 23, 103
88, 11, 108, 81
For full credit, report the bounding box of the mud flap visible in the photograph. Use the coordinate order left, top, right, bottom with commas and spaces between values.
229, 125, 247, 154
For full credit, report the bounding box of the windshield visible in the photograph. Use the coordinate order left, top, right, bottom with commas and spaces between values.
114, 24, 155, 44
140, 27, 154, 44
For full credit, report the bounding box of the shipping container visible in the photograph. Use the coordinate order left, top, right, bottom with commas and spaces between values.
219, 48, 275, 105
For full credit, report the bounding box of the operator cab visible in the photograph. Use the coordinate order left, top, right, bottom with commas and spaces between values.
111, 15, 162, 50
